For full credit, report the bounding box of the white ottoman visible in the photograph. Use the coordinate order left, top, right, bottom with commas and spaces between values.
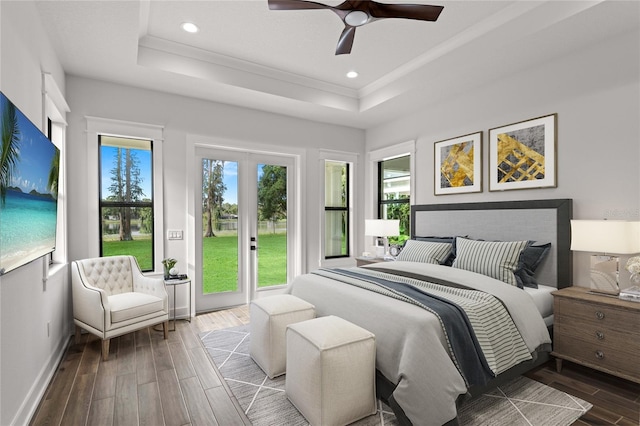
250, 294, 315, 378
286, 315, 376, 426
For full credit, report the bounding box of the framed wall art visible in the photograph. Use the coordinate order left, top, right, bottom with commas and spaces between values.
434, 131, 482, 195
489, 113, 557, 191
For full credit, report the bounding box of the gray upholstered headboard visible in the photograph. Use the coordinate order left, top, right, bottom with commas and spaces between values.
410, 199, 573, 289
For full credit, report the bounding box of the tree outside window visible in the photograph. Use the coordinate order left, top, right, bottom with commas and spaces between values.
325, 160, 349, 258
99, 136, 154, 270
378, 155, 410, 245
202, 159, 226, 237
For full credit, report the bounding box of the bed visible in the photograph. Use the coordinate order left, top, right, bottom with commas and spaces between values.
289, 199, 573, 426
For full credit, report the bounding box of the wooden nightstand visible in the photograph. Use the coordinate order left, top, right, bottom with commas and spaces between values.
355, 257, 386, 267
551, 286, 640, 384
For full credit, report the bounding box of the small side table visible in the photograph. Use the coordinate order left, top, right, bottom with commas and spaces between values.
355, 257, 392, 267
164, 278, 191, 331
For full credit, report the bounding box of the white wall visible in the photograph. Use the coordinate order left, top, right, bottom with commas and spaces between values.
366, 28, 640, 288
0, 2, 71, 425
2, 1, 638, 423
64, 76, 366, 308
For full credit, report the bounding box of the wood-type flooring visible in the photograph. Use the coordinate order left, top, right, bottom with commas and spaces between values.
31, 305, 639, 425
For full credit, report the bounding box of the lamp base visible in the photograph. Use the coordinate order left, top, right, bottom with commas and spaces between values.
589, 255, 620, 296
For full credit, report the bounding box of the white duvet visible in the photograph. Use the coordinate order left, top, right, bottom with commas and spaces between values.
288, 261, 551, 426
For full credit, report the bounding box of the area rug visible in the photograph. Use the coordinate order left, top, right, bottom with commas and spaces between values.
200, 325, 592, 426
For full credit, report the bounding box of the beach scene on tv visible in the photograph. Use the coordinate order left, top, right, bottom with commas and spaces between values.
0, 92, 60, 274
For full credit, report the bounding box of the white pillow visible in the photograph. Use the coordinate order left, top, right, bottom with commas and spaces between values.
452, 237, 528, 286
396, 240, 452, 264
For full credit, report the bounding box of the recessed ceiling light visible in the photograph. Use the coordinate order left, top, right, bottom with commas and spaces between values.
181, 22, 199, 33
346, 71, 359, 79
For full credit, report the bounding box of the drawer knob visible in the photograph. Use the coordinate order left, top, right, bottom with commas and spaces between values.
595, 311, 605, 320
595, 331, 605, 340
595, 350, 605, 360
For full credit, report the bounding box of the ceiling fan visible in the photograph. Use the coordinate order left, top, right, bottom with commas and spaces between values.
267, 0, 444, 55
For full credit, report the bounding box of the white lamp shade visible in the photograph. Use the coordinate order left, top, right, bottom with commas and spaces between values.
570, 220, 640, 254
365, 219, 400, 237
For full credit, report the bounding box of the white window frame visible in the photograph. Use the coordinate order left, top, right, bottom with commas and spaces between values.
85, 117, 165, 273
366, 141, 415, 243
42, 73, 69, 271
319, 149, 358, 267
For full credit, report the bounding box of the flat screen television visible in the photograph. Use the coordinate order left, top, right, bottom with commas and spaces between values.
0, 91, 60, 275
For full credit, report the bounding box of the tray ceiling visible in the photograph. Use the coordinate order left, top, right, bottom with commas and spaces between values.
35, 0, 639, 128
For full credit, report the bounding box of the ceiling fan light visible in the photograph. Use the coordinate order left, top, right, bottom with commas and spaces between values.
181, 22, 199, 33
344, 10, 369, 27
346, 71, 359, 79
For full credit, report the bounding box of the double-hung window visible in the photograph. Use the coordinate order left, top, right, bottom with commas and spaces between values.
324, 160, 350, 258
43, 73, 69, 268
378, 155, 410, 242
98, 136, 154, 271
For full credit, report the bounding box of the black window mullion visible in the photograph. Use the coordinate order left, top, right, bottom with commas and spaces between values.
98, 136, 155, 271
324, 161, 350, 259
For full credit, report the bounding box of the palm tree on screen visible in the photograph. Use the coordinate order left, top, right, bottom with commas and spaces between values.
0, 99, 21, 206
48, 149, 60, 198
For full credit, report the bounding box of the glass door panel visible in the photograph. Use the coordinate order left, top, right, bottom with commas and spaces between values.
195, 148, 247, 312
202, 159, 239, 295
195, 149, 295, 312
256, 163, 288, 288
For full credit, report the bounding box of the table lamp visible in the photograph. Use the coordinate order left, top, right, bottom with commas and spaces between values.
570, 220, 640, 295
365, 219, 400, 260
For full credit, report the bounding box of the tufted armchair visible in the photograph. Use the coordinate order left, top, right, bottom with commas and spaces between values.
71, 255, 169, 360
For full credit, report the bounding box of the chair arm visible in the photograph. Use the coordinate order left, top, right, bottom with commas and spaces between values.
133, 274, 169, 311
71, 261, 110, 332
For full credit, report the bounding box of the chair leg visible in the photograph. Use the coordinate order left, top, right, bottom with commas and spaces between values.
102, 339, 110, 361
75, 325, 82, 344
163, 321, 169, 340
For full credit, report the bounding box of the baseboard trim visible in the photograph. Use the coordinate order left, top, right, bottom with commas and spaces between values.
12, 333, 72, 426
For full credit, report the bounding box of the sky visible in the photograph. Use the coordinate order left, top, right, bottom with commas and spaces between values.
1, 93, 59, 195
98, 150, 265, 205
100, 146, 153, 199
218, 162, 265, 206
223, 161, 239, 205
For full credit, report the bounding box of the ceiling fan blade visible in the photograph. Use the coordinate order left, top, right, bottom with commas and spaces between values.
336, 26, 356, 55
333, 0, 370, 12
368, 2, 444, 21
268, 0, 332, 11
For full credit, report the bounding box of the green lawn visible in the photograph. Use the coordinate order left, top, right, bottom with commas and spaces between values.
103, 232, 287, 294
102, 237, 153, 271
202, 232, 287, 293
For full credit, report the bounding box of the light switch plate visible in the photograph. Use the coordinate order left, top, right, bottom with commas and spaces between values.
167, 230, 183, 240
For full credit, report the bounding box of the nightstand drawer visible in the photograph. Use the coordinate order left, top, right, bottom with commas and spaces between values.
554, 333, 640, 378
552, 287, 640, 384
555, 297, 637, 334
554, 322, 640, 353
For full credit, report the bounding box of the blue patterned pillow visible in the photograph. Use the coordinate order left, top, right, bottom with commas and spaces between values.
452, 237, 529, 286
396, 240, 452, 264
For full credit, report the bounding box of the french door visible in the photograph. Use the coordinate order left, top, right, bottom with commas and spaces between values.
194, 147, 296, 312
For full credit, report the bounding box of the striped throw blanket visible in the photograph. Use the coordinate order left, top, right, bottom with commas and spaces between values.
312, 267, 532, 388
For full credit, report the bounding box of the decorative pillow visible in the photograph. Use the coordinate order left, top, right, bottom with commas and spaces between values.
396, 239, 452, 265
452, 237, 529, 286
413, 236, 460, 265
515, 242, 551, 289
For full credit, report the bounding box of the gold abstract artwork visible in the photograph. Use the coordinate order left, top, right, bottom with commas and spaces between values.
440, 141, 474, 187
496, 133, 545, 183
